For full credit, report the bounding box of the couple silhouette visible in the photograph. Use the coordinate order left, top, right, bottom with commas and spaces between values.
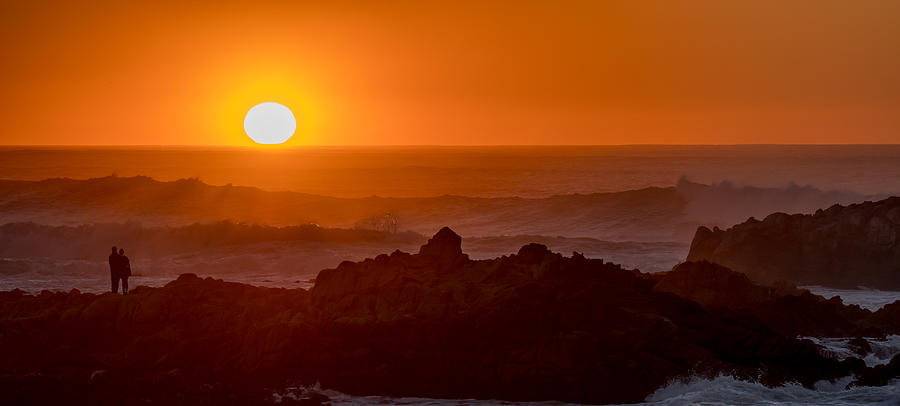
108, 246, 132, 294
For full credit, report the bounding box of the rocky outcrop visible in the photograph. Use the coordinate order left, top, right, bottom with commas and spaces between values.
851, 353, 900, 387
686, 197, 900, 289
869, 300, 900, 332
0, 275, 315, 405
653, 261, 879, 337
653, 261, 799, 309
1, 228, 899, 405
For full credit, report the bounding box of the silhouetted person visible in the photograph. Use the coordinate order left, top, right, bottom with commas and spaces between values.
118, 248, 131, 295
108, 246, 120, 293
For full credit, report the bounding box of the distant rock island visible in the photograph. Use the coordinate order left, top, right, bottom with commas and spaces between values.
687, 197, 900, 289
2, 228, 900, 405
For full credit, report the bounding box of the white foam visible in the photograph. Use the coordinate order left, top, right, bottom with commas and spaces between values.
802, 335, 900, 367
644, 375, 900, 406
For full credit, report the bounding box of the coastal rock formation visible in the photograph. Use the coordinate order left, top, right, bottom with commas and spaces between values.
653, 261, 879, 337
686, 197, 900, 289
653, 261, 800, 309
1, 228, 899, 404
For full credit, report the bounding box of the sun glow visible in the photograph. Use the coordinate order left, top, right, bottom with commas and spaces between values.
200, 59, 333, 147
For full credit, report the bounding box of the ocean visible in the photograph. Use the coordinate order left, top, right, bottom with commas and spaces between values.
2, 145, 900, 198
1, 145, 899, 405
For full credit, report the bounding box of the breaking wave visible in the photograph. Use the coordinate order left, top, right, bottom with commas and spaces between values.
0, 175, 882, 242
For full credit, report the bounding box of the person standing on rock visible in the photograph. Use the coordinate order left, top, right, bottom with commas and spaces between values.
108, 246, 121, 293
118, 248, 132, 295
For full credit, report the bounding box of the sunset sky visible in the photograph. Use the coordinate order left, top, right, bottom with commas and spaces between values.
2, 0, 899, 146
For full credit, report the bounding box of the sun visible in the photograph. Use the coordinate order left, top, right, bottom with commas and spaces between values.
243, 102, 297, 144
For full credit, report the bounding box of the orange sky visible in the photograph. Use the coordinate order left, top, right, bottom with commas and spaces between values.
2, 0, 899, 146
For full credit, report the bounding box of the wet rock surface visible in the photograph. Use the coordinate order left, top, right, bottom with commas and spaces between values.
1, 228, 899, 404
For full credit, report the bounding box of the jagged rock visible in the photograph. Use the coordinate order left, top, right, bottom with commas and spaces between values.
851, 353, 900, 387
418, 227, 462, 257
653, 261, 875, 336
416, 226, 468, 270
653, 261, 792, 309
0, 228, 898, 404
847, 337, 872, 357
686, 197, 900, 289
870, 300, 900, 331
515, 243, 551, 262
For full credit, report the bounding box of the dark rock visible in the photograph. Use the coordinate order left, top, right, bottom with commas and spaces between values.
88, 369, 112, 385
515, 243, 551, 263
870, 301, 900, 332
847, 337, 872, 357
654, 261, 792, 309
417, 226, 468, 270
0, 228, 897, 404
851, 353, 900, 387
686, 197, 900, 289
654, 261, 876, 337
